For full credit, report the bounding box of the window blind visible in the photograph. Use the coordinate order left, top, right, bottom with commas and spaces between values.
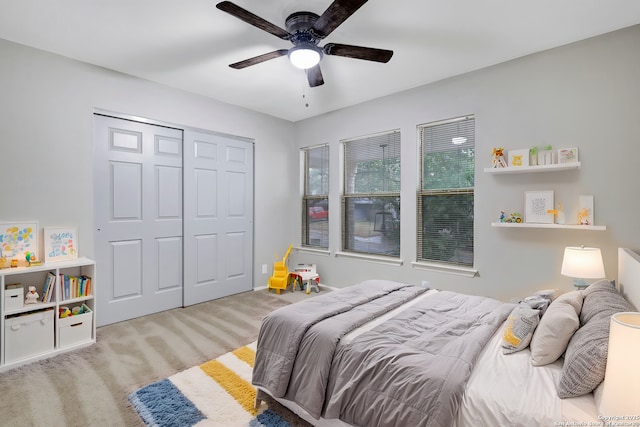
302, 145, 329, 248
342, 130, 400, 257
417, 116, 475, 266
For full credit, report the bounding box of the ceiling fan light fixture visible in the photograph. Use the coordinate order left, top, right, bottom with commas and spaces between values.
289, 44, 322, 69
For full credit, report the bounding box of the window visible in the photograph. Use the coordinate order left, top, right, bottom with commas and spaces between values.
302, 145, 329, 248
418, 116, 474, 266
342, 130, 400, 257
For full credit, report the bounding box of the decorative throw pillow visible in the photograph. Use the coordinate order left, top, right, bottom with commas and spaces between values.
521, 294, 553, 317
502, 303, 541, 354
580, 279, 628, 325
558, 284, 633, 398
530, 291, 583, 366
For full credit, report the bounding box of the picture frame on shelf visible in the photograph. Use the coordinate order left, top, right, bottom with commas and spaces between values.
44, 227, 78, 262
508, 149, 529, 167
578, 195, 594, 225
0, 221, 38, 265
525, 191, 555, 224
558, 147, 579, 164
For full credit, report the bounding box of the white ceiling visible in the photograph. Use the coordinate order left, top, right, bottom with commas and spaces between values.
1, 0, 640, 122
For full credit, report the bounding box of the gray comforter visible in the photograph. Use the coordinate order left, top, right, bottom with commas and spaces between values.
252, 281, 514, 427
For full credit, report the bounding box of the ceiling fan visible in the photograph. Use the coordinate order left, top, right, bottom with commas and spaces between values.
216, 0, 394, 87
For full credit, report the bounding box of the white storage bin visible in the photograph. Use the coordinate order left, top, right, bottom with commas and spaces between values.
59, 309, 93, 349
4, 287, 24, 311
5, 309, 54, 363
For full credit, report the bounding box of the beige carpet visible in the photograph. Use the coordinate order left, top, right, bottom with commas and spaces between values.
0, 288, 319, 427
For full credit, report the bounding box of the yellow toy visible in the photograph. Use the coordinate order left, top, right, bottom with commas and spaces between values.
268, 244, 293, 294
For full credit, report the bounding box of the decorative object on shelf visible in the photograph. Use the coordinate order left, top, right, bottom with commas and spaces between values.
491, 147, 507, 168
600, 312, 640, 417
508, 149, 529, 167
546, 203, 565, 225
499, 211, 506, 222
560, 246, 605, 289
10, 259, 18, 268
25, 251, 37, 266
504, 212, 522, 223
24, 285, 39, 305
0, 222, 38, 266
537, 145, 555, 165
558, 147, 578, 164
0, 252, 7, 269
59, 306, 71, 318
44, 227, 78, 262
578, 195, 594, 225
529, 147, 538, 166
525, 191, 554, 224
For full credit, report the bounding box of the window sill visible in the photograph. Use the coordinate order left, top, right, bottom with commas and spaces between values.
335, 251, 403, 266
411, 261, 478, 278
295, 247, 331, 256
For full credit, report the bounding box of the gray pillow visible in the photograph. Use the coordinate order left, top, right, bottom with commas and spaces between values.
530, 291, 583, 366
580, 279, 628, 325
558, 282, 633, 398
501, 303, 540, 354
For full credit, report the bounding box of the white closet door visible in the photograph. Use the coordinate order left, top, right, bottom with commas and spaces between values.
183, 130, 254, 306
94, 115, 183, 326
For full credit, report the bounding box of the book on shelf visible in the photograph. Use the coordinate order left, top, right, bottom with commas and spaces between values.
41, 272, 56, 303
58, 273, 92, 300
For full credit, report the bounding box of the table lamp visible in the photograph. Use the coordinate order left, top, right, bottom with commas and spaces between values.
560, 246, 605, 289
599, 312, 640, 416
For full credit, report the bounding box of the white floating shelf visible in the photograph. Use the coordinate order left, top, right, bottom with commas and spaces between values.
484, 162, 581, 174
491, 222, 606, 231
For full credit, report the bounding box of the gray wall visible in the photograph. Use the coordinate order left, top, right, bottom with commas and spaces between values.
290, 25, 640, 301
1, 25, 638, 304
0, 38, 297, 287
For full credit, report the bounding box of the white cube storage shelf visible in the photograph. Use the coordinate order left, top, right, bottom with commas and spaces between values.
0, 257, 96, 371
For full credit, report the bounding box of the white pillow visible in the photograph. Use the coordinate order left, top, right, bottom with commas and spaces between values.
530, 290, 583, 366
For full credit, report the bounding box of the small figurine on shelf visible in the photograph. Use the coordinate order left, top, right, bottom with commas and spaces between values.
505, 212, 522, 223
25, 251, 39, 266
492, 147, 508, 168
25, 286, 39, 305
547, 203, 565, 225
499, 211, 506, 222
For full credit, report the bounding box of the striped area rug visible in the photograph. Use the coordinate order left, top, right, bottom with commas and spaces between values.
129, 342, 291, 427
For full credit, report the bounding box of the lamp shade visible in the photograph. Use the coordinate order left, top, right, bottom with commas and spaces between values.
288, 44, 322, 69
560, 246, 605, 279
599, 312, 640, 416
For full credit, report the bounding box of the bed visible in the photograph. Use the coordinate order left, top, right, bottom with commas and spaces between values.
252, 248, 640, 427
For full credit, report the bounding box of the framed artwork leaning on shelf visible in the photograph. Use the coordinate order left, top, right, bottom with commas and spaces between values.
558, 147, 579, 164
525, 191, 554, 224
44, 227, 78, 262
508, 149, 530, 167
0, 221, 38, 264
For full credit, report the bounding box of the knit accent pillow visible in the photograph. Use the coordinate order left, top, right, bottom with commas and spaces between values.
558, 280, 632, 398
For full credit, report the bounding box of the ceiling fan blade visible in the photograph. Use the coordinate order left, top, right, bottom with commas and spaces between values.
229, 49, 289, 69
216, 1, 291, 40
323, 43, 393, 63
311, 0, 368, 39
306, 65, 324, 87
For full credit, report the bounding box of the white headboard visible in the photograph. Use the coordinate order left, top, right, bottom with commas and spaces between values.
617, 248, 640, 311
